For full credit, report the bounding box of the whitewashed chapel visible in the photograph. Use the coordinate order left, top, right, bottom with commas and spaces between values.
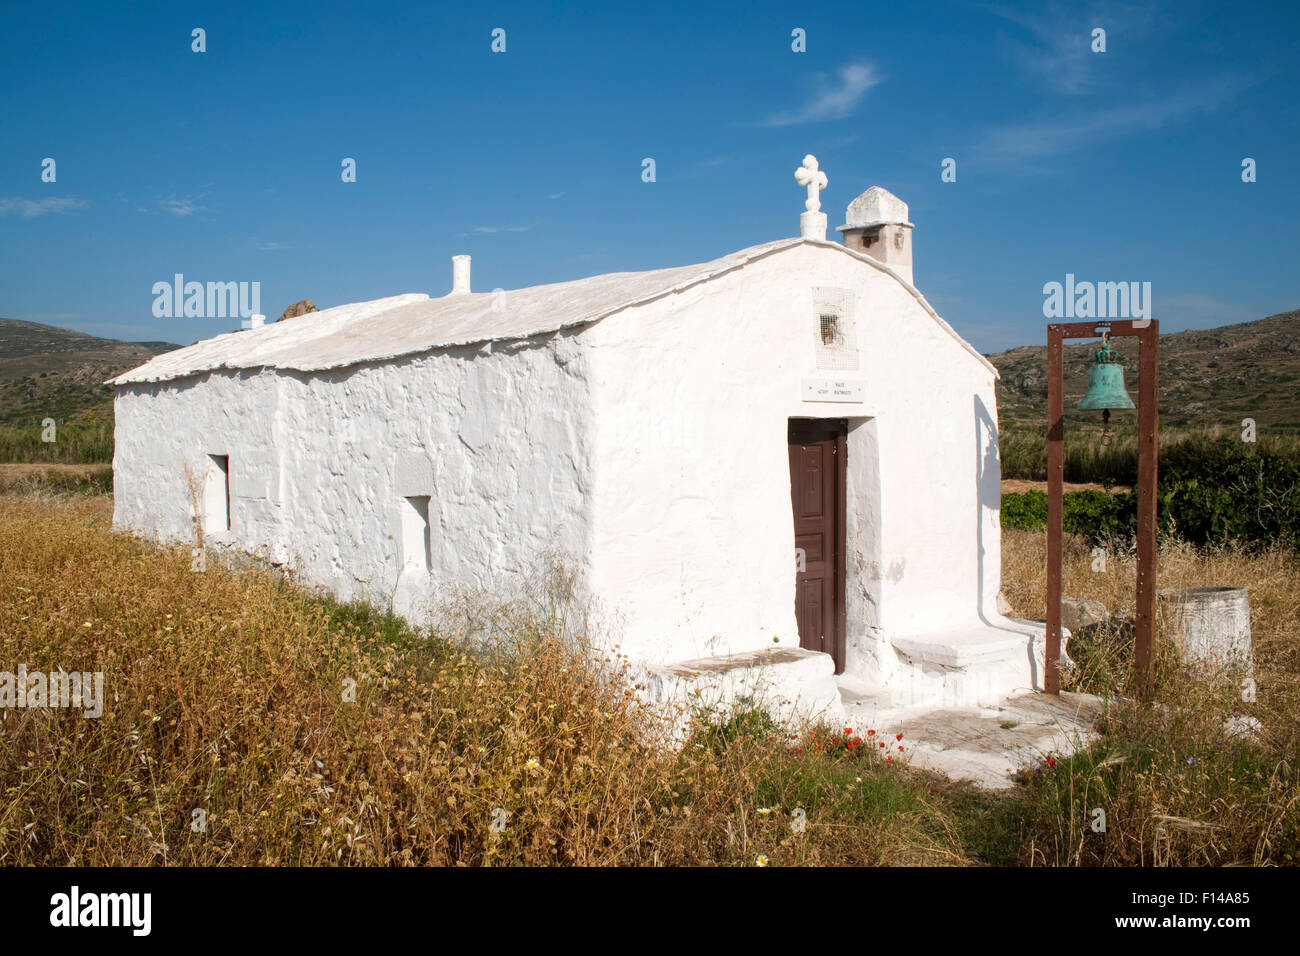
111, 157, 1054, 722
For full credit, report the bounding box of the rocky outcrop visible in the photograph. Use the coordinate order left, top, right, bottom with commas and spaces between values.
277, 299, 319, 322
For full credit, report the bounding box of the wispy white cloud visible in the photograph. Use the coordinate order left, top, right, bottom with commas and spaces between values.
0, 196, 89, 218
258, 241, 289, 251
158, 195, 207, 217
546, 192, 564, 200
990, 3, 1111, 94
759, 61, 883, 126
970, 73, 1251, 165
666, 155, 737, 184
472, 224, 532, 233
989, 1, 1165, 95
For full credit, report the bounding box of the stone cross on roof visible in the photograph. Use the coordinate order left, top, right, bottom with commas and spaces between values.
794, 154, 828, 213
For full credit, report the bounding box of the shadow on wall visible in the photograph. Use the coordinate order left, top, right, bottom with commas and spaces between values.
974, 393, 1001, 627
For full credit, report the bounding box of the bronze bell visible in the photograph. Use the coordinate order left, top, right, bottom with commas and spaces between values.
1078, 331, 1135, 438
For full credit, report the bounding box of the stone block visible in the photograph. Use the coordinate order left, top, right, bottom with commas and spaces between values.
1061, 596, 1108, 634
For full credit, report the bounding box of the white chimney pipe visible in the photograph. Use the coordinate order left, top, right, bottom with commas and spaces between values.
451, 255, 471, 295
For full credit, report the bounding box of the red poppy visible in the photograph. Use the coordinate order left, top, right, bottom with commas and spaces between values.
866, 729, 875, 737
880, 742, 886, 748
843, 727, 852, 735
896, 733, 904, 741
898, 746, 904, 751
886, 755, 893, 762
795, 749, 802, 755
1046, 757, 1056, 768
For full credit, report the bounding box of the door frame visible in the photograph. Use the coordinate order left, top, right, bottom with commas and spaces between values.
788, 417, 848, 673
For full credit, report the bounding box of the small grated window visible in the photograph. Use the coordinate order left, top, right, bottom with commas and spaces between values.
820, 313, 841, 346
812, 288, 860, 370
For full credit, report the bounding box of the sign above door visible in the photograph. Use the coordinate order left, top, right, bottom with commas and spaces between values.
801, 378, 865, 403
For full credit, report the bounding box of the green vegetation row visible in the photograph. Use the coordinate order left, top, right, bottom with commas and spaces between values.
1001, 438, 1300, 548
0, 375, 114, 428
999, 425, 1300, 485
0, 422, 113, 463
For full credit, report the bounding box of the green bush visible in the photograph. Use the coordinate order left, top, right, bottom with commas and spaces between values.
1000, 489, 1048, 531
1160, 438, 1299, 546
1000, 489, 1134, 538
1001, 439, 1299, 548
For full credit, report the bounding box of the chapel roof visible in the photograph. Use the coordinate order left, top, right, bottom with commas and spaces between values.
110, 239, 994, 385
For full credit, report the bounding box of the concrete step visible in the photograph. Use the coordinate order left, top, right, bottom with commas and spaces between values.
835, 675, 897, 711
887, 619, 1073, 709
640, 646, 843, 740
880, 691, 1106, 789
837, 682, 1106, 788
892, 625, 1031, 669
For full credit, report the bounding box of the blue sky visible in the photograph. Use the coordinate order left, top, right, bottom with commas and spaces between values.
1, 0, 1296, 353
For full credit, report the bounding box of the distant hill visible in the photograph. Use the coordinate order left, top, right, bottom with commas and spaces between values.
4, 311, 1298, 436
0, 318, 178, 427
989, 309, 1300, 430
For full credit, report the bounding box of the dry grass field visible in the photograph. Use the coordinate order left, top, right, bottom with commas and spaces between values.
1001, 528, 1300, 865
1, 490, 1296, 866
0, 463, 111, 494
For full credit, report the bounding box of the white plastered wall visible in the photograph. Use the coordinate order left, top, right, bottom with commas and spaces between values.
112, 330, 596, 620
584, 242, 1002, 674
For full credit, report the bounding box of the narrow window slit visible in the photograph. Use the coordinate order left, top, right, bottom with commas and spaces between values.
401, 495, 432, 572
205, 454, 230, 533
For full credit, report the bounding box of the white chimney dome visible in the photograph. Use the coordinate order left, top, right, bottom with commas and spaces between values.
838, 186, 915, 285
840, 185, 912, 231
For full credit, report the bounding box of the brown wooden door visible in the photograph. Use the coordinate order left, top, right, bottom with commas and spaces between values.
788, 419, 847, 673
